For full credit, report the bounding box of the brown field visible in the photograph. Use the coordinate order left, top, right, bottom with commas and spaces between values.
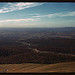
0, 62, 75, 73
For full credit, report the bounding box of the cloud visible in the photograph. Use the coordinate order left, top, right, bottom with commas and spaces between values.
0, 18, 38, 22
33, 11, 75, 18
59, 11, 75, 17
29, 14, 39, 15
0, 18, 40, 28
0, 2, 43, 13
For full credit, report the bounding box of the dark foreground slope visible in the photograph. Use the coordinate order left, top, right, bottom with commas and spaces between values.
0, 51, 75, 64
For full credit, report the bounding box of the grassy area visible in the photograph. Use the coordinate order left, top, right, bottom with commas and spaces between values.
0, 62, 75, 73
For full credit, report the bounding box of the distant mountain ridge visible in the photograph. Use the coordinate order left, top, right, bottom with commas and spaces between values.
0, 27, 75, 32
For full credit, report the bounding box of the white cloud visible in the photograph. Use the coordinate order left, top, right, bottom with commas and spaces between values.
33, 11, 75, 18
0, 18, 40, 28
0, 2, 43, 13
29, 14, 39, 15
0, 18, 39, 23
59, 11, 75, 17
0, 23, 36, 28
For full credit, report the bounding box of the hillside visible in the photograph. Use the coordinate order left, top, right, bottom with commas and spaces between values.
0, 62, 75, 73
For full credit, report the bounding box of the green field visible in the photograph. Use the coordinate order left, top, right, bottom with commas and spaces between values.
0, 62, 75, 73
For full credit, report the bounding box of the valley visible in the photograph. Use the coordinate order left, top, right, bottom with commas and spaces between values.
0, 28, 75, 72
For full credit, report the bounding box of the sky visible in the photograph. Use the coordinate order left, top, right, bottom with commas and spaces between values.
0, 2, 75, 28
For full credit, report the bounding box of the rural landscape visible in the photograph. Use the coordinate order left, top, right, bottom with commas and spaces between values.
0, 2, 75, 73
0, 27, 75, 73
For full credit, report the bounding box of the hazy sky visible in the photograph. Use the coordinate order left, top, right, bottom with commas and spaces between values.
0, 2, 75, 28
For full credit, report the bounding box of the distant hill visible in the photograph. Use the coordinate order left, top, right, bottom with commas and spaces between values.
0, 62, 75, 73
